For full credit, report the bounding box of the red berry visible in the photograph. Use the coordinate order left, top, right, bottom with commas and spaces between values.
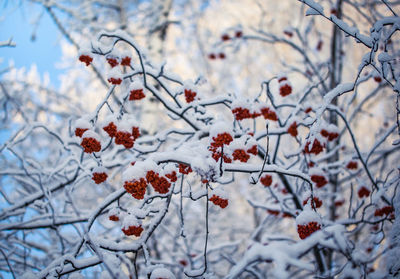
287, 122, 298, 137
210, 195, 228, 208
221, 34, 230, 41
184, 89, 197, 103
122, 225, 143, 237
108, 77, 122, 85
103, 122, 117, 138
124, 178, 147, 199
92, 172, 107, 184
129, 89, 145, 101
81, 137, 101, 153
107, 58, 119, 68
260, 175, 273, 187
121, 56, 131, 66
79, 54, 93, 66
75, 128, 88, 137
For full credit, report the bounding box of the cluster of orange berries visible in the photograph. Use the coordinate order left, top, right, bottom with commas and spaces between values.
81, 136, 101, 153
209, 194, 228, 208
129, 89, 145, 101
122, 225, 143, 237
103, 122, 140, 149
92, 171, 108, 184
287, 122, 298, 137
304, 138, 324, 155
124, 178, 147, 199
79, 53, 131, 68
297, 221, 321, 239
260, 175, 273, 187
346, 161, 358, 170
374, 206, 394, 218
124, 166, 182, 199
303, 196, 323, 208
278, 76, 292, 97
320, 129, 339, 141
184, 89, 197, 103
178, 163, 192, 175
310, 174, 328, 188
146, 170, 172, 194
357, 186, 370, 198
231, 106, 278, 121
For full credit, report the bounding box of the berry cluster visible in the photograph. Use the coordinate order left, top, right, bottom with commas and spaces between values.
81, 136, 101, 153
311, 174, 328, 188
231, 107, 260, 120
92, 171, 108, 184
210, 132, 234, 163
75, 128, 88, 137
320, 129, 339, 141
278, 76, 292, 97
165, 171, 178, 182
247, 145, 258, 155
304, 139, 324, 155
260, 175, 273, 187
146, 170, 171, 194
79, 54, 93, 66
260, 107, 278, 121
122, 225, 143, 237
303, 196, 323, 208
231, 105, 278, 122
103, 122, 140, 149
232, 149, 250, 162
184, 89, 197, 103
357, 186, 370, 198
374, 206, 394, 217
129, 89, 145, 101
107, 58, 119, 68
211, 132, 234, 148
346, 161, 358, 170
297, 221, 321, 239
178, 164, 192, 174
108, 77, 122, 85
103, 122, 117, 137
124, 178, 147, 199
109, 215, 119, 222
287, 121, 298, 137
209, 195, 228, 208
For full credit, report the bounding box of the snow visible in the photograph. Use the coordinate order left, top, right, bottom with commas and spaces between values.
117, 113, 138, 132
302, 0, 324, 14
295, 206, 321, 225
122, 214, 140, 229
122, 159, 159, 181
331, 15, 373, 47
93, 166, 107, 173
150, 267, 176, 279
81, 130, 101, 141
378, 52, 392, 63
209, 119, 233, 139
75, 117, 92, 129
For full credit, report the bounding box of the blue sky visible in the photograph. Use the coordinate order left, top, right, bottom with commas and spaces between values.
0, 1, 64, 87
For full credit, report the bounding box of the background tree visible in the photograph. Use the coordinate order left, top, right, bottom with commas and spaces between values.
1, 0, 400, 278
